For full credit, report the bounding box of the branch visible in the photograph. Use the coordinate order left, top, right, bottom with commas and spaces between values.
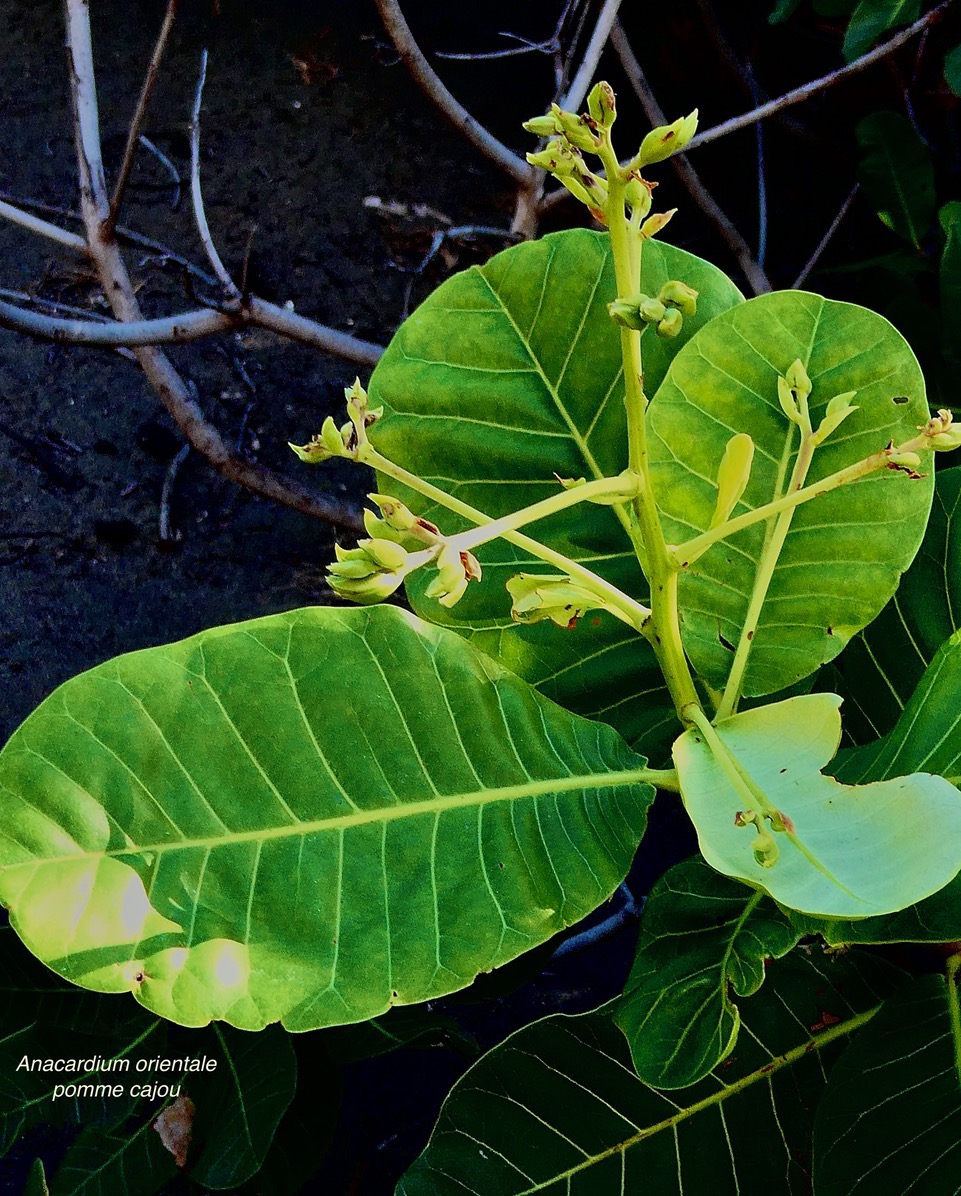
609, 21, 771, 295
792, 184, 859, 288
63, 0, 363, 533
0, 198, 89, 255
374, 0, 534, 188
107, 0, 181, 232
688, 0, 955, 150
558, 0, 622, 111
189, 49, 241, 303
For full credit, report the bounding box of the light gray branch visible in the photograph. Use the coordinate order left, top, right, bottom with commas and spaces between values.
558, 0, 622, 111
374, 0, 534, 188
63, 0, 363, 532
0, 198, 89, 254
688, 0, 954, 150
190, 49, 241, 303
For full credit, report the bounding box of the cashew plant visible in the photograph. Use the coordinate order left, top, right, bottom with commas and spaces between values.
4, 85, 961, 1192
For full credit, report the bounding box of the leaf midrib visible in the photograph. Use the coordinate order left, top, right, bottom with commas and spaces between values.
0, 767, 653, 868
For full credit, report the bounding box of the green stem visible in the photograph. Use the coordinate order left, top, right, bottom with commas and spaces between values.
364, 446, 652, 630
715, 430, 817, 722
947, 953, 961, 1085
599, 144, 701, 722
451, 474, 637, 552
670, 438, 927, 570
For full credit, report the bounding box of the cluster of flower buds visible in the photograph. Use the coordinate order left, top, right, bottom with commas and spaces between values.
524, 83, 697, 231
608, 279, 698, 339
734, 806, 794, 869
710, 433, 755, 529
777, 359, 860, 447
920, 408, 961, 452
327, 493, 482, 609
505, 572, 641, 630
289, 379, 382, 464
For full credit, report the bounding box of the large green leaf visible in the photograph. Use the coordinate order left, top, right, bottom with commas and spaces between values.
814, 972, 961, 1194
799, 633, 961, 945
47, 1115, 177, 1196
615, 857, 798, 1088
648, 290, 933, 696
368, 228, 743, 746
837, 464, 961, 743
673, 693, 961, 917
0, 606, 654, 1030
842, 0, 919, 60
398, 951, 902, 1194
857, 111, 935, 248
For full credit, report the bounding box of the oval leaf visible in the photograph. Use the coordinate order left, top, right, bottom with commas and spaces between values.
857, 111, 935, 247
649, 290, 933, 696
0, 607, 653, 1029
673, 694, 961, 917
368, 228, 742, 746
616, 857, 798, 1087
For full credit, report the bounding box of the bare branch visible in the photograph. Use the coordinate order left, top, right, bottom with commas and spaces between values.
792, 185, 859, 288
609, 21, 771, 295
107, 0, 181, 231
139, 135, 182, 207
159, 442, 189, 542
688, 0, 955, 150
63, 0, 363, 533
0, 197, 89, 254
374, 0, 534, 188
558, 0, 622, 111
190, 49, 241, 303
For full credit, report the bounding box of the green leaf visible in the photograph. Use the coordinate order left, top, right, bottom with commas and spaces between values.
23, 1160, 48, 1196
837, 464, 961, 743
322, 1003, 476, 1063
615, 857, 799, 1087
814, 972, 961, 1194
857, 111, 935, 247
946, 44, 961, 96
368, 228, 742, 746
0, 606, 654, 1030
843, 0, 919, 61
398, 951, 902, 1194
648, 290, 933, 696
188, 1025, 297, 1188
769, 0, 804, 20
47, 1115, 177, 1196
673, 693, 961, 917
941, 200, 961, 373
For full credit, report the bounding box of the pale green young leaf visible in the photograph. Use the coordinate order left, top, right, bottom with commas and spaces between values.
814, 973, 961, 1194
398, 951, 902, 1195
0, 607, 654, 1030
368, 228, 742, 747
648, 291, 933, 697
615, 857, 799, 1088
857, 111, 935, 247
673, 694, 961, 917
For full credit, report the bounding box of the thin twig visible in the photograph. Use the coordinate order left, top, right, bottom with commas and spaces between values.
609, 22, 771, 294
63, 0, 363, 533
374, 0, 534, 188
190, 50, 241, 303
558, 0, 622, 111
688, 0, 955, 150
159, 442, 189, 542
139, 136, 182, 208
0, 292, 384, 365
792, 184, 859, 288
107, 0, 181, 232
0, 198, 89, 254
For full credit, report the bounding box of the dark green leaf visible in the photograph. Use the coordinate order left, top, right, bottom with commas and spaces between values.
23, 1160, 48, 1196
649, 291, 933, 696
615, 857, 798, 1087
814, 973, 961, 1194
941, 200, 961, 373
769, 0, 804, 21
857, 111, 935, 247
943, 42, 961, 96
0, 607, 654, 1029
398, 951, 902, 1194
369, 228, 742, 746
843, 0, 919, 61
47, 1115, 177, 1196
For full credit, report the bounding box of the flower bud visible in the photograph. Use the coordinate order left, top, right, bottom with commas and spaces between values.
369, 494, 420, 533
624, 176, 653, 219
361, 537, 409, 572
710, 433, 755, 528
659, 280, 698, 317
656, 307, 683, 339
785, 359, 812, 403
887, 451, 922, 468
925, 410, 961, 450
526, 139, 579, 177
640, 209, 677, 240
522, 113, 560, 138
640, 297, 667, 324
553, 105, 601, 152
777, 376, 802, 425
608, 296, 647, 331
328, 571, 405, 605
751, 830, 779, 868
636, 111, 698, 167
811, 391, 858, 446
327, 557, 378, 580
587, 81, 616, 129
507, 573, 597, 629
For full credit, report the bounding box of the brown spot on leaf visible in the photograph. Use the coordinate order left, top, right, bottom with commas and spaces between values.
153, 1095, 195, 1168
